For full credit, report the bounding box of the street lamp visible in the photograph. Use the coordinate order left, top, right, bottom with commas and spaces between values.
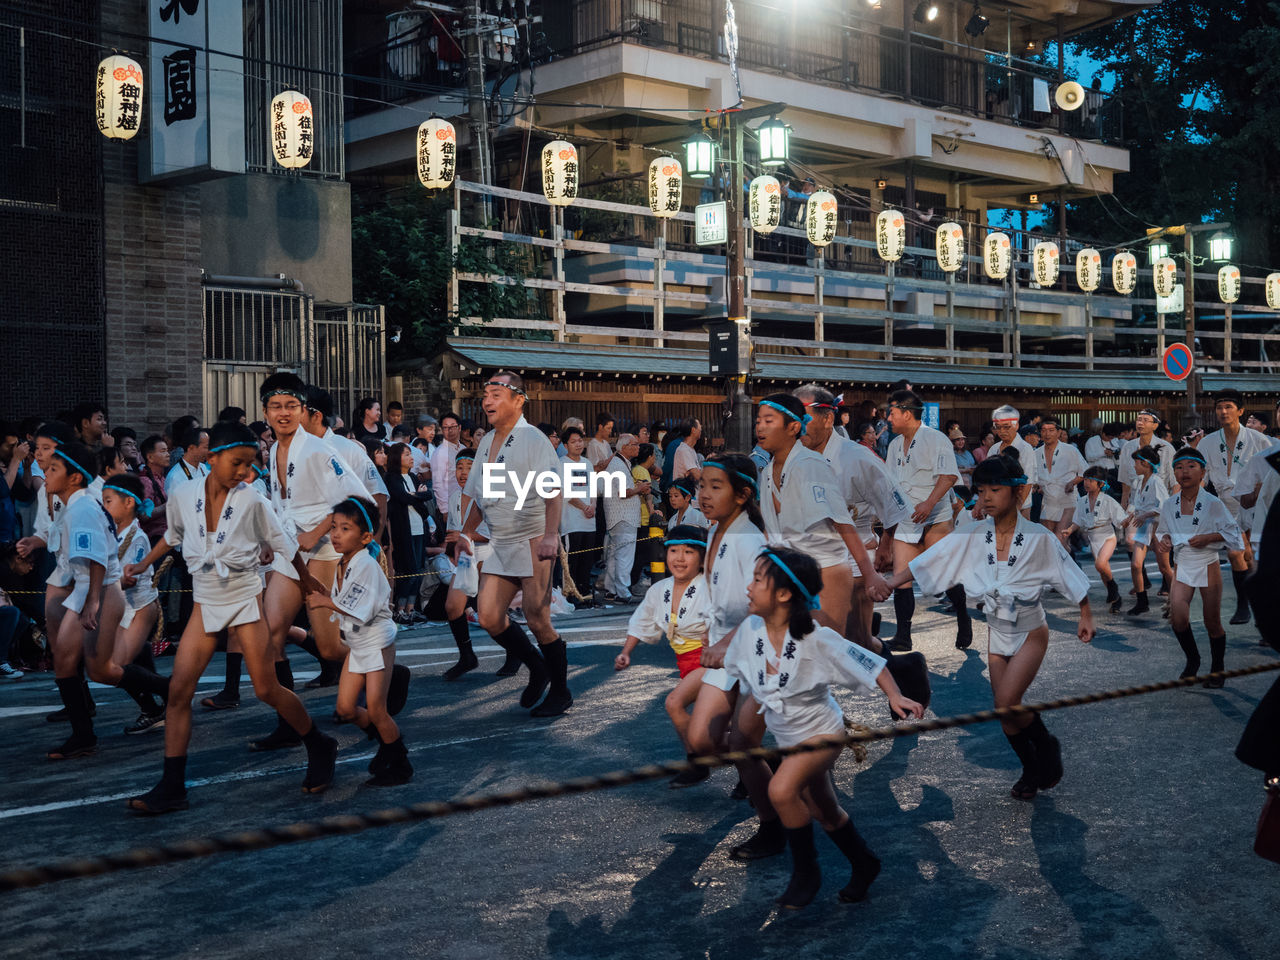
755, 118, 789, 166
965, 5, 990, 37
914, 3, 939, 23
1148, 240, 1171, 264
1209, 231, 1234, 263
684, 134, 715, 179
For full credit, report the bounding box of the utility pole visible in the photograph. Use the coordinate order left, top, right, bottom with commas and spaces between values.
464, 0, 492, 222
724, 112, 753, 453
1183, 228, 1200, 433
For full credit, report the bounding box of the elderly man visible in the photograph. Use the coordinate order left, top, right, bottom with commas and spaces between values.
459, 371, 572, 717
600, 433, 648, 604
988, 404, 1039, 518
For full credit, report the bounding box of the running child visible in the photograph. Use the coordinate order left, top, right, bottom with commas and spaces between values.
306, 497, 412, 786
1154, 447, 1244, 687
102, 474, 167, 735
1060, 466, 1126, 613
614, 524, 712, 787
1119, 446, 1169, 616
724, 547, 923, 909
871, 450, 1095, 801
442, 447, 490, 680
125, 422, 338, 813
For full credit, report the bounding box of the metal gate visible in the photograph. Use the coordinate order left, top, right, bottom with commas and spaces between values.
202, 286, 384, 423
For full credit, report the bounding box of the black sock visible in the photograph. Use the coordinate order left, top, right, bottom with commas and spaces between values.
1103, 577, 1119, 602
1135, 590, 1148, 605
1005, 727, 1037, 773
494, 622, 543, 671
1209, 634, 1227, 674
893, 587, 915, 637
945, 585, 970, 625
55, 676, 94, 740
275, 658, 294, 691
541, 638, 569, 695
1024, 714, 1051, 748
1173, 627, 1200, 675
161, 754, 187, 791
132, 645, 157, 673
119, 663, 171, 703
222, 652, 243, 696
1232, 570, 1251, 613
297, 633, 323, 663
448, 615, 471, 648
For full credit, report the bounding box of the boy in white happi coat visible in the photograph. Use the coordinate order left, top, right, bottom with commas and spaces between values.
1155, 447, 1244, 687
1195, 389, 1272, 624
1060, 466, 1128, 612
1119, 446, 1172, 615
126, 421, 339, 813
883, 390, 962, 651
1034, 416, 1088, 533
459, 371, 572, 717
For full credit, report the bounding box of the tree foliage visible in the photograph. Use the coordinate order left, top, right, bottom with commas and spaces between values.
1068, 0, 1280, 266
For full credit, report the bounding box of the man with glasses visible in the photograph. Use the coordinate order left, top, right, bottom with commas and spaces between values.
988, 405, 1039, 519
431, 412, 463, 516
458, 371, 573, 717
1117, 409, 1175, 508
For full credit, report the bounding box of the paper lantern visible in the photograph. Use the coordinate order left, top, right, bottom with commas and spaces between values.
876, 209, 906, 262
748, 176, 782, 235
270, 91, 314, 169
1112, 252, 1138, 295
1153, 257, 1178, 298
805, 191, 838, 248
1267, 273, 1280, 310
416, 119, 456, 190
1218, 265, 1241, 305
648, 156, 682, 218
95, 55, 143, 141
935, 222, 965, 273
1076, 248, 1102, 292
1033, 241, 1060, 285
983, 232, 1011, 280
541, 140, 578, 206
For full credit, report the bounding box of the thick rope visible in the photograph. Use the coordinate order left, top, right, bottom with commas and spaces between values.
1, 659, 1276, 893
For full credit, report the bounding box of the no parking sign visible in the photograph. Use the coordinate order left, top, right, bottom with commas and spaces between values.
1162, 342, 1194, 382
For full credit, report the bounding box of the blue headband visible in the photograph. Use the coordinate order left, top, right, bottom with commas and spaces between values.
210, 441, 257, 454
343, 498, 382, 558
760, 549, 821, 611
53, 449, 93, 483
1172, 454, 1205, 467
665, 538, 707, 549
702, 460, 759, 493
964, 497, 977, 510
103, 484, 154, 518
456, 453, 475, 462
759, 400, 812, 435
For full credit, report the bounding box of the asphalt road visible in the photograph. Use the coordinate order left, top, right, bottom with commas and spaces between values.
1, 573, 1277, 960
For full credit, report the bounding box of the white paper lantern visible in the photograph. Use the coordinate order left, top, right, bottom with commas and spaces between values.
876, 209, 906, 262
1267, 273, 1280, 310
1076, 248, 1102, 292
805, 191, 838, 248
416, 119, 456, 190
983, 232, 1012, 280
1218, 265, 1241, 305
748, 176, 782, 235
648, 156, 682, 218
935, 222, 965, 273
270, 91, 314, 169
1112, 252, 1138, 295
541, 140, 578, 206
1033, 241, 1060, 286
95, 55, 144, 141
1153, 257, 1178, 298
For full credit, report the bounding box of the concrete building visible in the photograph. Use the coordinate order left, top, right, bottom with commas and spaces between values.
1, 0, 383, 431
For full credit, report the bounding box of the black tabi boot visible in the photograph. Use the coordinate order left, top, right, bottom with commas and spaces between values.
443, 616, 479, 681
776, 824, 823, 910
1173, 627, 1201, 680
1230, 569, 1252, 625
1204, 634, 1227, 689
1024, 714, 1062, 790
1104, 578, 1122, 613
495, 650, 523, 677
367, 738, 413, 786
1005, 727, 1039, 800
946, 585, 973, 649
128, 755, 189, 814
119, 662, 171, 703
300, 723, 339, 794
729, 817, 787, 861
203, 652, 242, 709
531, 638, 573, 717
669, 753, 711, 788
48, 676, 97, 759
365, 727, 387, 775
387, 663, 411, 716
493, 623, 549, 708
1127, 590, 1149, 616
299, 634, 342, 689
250, 661, 304, 752
888, 587, 915, 651
825, 819, 882, 903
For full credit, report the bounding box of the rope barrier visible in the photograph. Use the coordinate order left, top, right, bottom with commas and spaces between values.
2, 659, 1276, 894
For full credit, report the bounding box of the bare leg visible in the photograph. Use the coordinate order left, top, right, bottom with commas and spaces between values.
664, 668, 705, 750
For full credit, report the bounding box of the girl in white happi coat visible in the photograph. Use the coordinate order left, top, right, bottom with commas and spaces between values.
307, 497, 412, 786
103, 474, 168, 735
1060, 466, 1127, 612
724, 546, 921, 910
126, 422, 339, 815
614, 526, 713, 788
1119, 446, 1172, 615
873, 450, 1095, 802
1154, 447, 1244, 688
